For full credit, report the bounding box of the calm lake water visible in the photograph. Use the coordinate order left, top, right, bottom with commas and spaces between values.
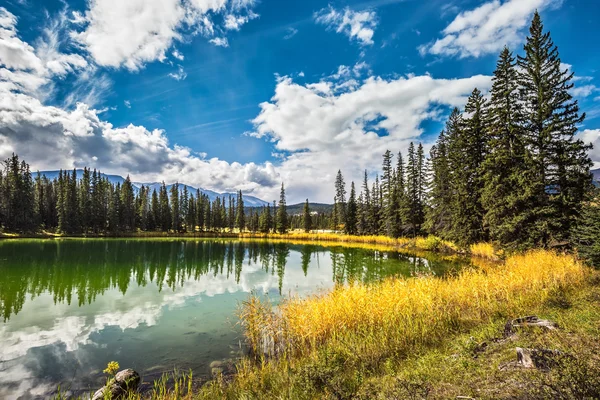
0, 239, 469, 399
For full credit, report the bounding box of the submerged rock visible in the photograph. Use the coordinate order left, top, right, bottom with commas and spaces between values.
92, 369, 141, 400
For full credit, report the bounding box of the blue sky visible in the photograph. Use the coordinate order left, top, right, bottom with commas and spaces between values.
1, 0, 600, 203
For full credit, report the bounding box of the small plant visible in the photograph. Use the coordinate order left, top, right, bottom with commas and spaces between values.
103, 361, 120, 377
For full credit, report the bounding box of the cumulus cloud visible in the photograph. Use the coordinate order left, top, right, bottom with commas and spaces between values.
210, 37, 229, 47
70, 0, 257, 70
315, 6, 378, 46
419, 0, 560, 58
251, 72, 492, 201
0, 7, 88, 100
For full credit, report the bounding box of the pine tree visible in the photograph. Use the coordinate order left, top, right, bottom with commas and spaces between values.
277, 183, 288, 234
517, 12, 592, 247
109, 183, 121, 233
79, 168, 91, 233
425, 132, 452, 237
236, 190, 245, 232
298, 199, 309, 233
120, 176, 136, 232
481, 47, 533, 247
450, 88, 488, 244
150, 189, 159, 231
259, 204, 273, 233
359, 170, 371, 235
345, 182, 358, 235
334, 170, 346, 228
170, 184, 181, 232
575, 188, 600, 267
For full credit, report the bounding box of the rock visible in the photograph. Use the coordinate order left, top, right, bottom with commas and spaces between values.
504, 315, 557, 337
209, 360, 225, 369
92, 369, 141, 400
211, 367, 224, 376
516, 347, 565, 371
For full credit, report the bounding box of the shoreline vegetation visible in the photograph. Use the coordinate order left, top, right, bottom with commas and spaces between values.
51, 238, 599, 400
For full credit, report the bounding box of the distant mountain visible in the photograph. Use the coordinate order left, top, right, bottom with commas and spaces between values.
37, 170, 269, 207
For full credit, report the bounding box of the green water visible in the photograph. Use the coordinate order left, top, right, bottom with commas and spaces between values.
0, 239, 468, 399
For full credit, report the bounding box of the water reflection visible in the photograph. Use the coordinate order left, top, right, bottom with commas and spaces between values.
0, 239, 464, 399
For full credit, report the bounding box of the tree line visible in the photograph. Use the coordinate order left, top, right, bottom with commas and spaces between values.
329, 12, 594, 251
0, 13, 597, 256
0, 156, 292, 235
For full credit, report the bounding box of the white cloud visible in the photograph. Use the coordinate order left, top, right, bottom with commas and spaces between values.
210, 37, 229, 47
315, 6, 378, 46
168, 65, 188, 80
419, 0, 559, 58
124, 100, 131, 108
251, 73, 493, 202
172, 49, 184, 61
224, 12, 257, 31
0, 7, 88, 99
580, 129, 600, 168
71, 0, 257, 70
283, 27, 298, 40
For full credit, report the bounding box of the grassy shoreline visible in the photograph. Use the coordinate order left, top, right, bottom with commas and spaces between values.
30, 234, 595, 398
1, 231, 492, 258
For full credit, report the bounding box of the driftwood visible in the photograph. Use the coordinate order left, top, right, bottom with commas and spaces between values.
92, 369, 141, 400
504, 315, 557, 337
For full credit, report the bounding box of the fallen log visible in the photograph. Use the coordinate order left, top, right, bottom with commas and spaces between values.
92, 369, 141, 400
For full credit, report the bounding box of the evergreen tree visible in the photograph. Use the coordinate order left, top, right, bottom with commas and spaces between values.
359, 170, 371, 235
259, 204, 273, 233
150, 189, 159, 231
109, 183, 121, 233
334, 170, 347, 228
276, 183, 288, 234
517, 12, 592, 247
425, 132, 452, 237
79, 168, 91, 233
120, 176, 136, 232
345, 182, 358, 235
170, 183, 181, 232
236, 190, 245, 231
575, 188, 600, 267
303, 199, 312, 233
159, 183, 171, 231
481, 47, 533, 247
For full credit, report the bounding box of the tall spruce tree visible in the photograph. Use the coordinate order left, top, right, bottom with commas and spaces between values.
276, 183, 288, 234
303, 199, 312, 233
481, 47, 533, 248
170, 183, 181, 232
236, 190, 245, 232
334, 170, 347, 228
345, 182, 358, 235
517, 11, 592, 247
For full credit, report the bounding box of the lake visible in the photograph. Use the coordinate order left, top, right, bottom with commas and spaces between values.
0, 239, 468, 399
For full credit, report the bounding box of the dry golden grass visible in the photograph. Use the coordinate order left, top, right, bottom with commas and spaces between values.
238, 232, 460, 253
470, 242, 502, 261
243, 250, 586, 359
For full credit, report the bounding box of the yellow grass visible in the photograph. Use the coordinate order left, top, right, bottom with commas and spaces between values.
243, 250, 586, 359
470, 242, 502, 260
238, 232, 460, 253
